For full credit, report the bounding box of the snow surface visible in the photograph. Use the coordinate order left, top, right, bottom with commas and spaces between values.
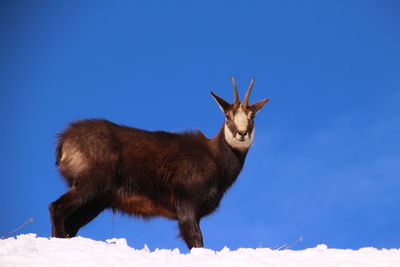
1, 234, 400, 267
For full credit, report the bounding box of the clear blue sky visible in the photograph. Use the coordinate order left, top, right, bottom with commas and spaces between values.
1, 1, 399, 251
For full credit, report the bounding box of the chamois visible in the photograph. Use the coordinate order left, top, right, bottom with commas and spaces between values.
49, 77, 269, 249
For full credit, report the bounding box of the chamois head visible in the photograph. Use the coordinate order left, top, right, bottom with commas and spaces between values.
211, 77, 269, 151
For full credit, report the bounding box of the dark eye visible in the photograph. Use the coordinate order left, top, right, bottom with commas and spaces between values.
225, 114, 231, 120
250, 113, 255, 120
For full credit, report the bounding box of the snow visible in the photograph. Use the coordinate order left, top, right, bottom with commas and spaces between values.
1, 234, 400, 267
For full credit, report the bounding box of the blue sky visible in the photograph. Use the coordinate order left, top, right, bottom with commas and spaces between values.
1, 1, 399, 251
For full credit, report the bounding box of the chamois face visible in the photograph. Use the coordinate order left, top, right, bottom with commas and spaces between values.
223, 104, 256, 150
211, 77, 269, 151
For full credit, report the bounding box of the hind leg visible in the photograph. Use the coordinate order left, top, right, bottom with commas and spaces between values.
64, 200, 107, 237
49, 188, 95, 238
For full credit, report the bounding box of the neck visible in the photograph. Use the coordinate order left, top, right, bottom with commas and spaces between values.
208, 124, 249, 190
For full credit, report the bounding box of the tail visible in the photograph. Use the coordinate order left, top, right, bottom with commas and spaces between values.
55, 139, 63, 166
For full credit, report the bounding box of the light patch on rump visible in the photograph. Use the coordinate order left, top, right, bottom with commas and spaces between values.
59, 140, 88, 176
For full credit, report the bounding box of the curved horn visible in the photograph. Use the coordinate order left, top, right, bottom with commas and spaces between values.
230, 76, 239, 104
242, 77, 255, 107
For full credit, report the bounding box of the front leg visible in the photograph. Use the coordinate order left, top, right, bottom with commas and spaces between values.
176, 203, 203, 249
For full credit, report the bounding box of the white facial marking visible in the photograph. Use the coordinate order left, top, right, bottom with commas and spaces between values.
224, 124, 255, 150
234, 108, 248, 131
224, 107, 255, 151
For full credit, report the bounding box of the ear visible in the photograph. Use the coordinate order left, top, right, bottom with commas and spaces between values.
250, 98, 270, 113
211, 91, 230, 112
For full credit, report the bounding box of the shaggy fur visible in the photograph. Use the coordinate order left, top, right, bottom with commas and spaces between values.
49, 78, 269, 249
